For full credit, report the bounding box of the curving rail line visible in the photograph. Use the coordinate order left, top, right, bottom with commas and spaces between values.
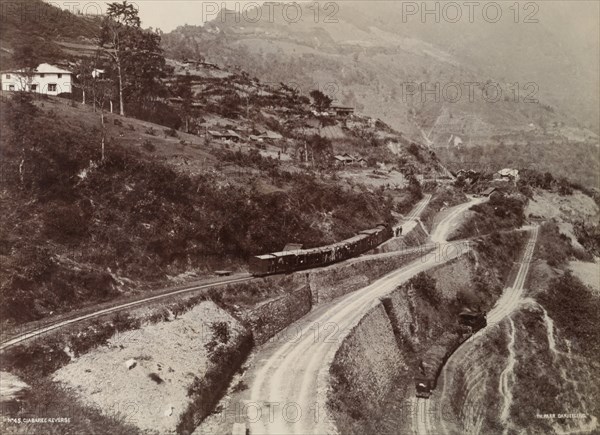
0, 197, 439, 353
0, 275, 253, 352
413, 225, 539, 435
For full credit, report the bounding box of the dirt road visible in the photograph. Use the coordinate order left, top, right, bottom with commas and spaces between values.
429, 196, 485, 244
242, 241, 469, 434
236, 198, 476, 434
412, 225, 539, 435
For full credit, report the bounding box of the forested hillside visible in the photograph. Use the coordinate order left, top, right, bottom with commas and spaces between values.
0, 0, 100, 67
0, 94, 395, 325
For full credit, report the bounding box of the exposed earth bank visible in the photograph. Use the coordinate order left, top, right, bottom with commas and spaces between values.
326, 230, 528, 434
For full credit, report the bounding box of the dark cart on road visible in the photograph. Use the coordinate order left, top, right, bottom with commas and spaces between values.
459, 309, 487, 332
415, 377, 435, 399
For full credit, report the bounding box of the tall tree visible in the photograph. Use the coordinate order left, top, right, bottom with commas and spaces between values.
120, 29, 169, 113
99, 1, 168, 119
174, 75, 193, 133
99, 1, 140, 116
73, 57, 115, 160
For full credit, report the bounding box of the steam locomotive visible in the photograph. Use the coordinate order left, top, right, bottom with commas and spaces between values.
249, 224, 393, 276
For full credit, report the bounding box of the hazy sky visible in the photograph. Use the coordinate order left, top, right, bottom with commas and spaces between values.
136, 1, 239, 31
61, 1, 266, 31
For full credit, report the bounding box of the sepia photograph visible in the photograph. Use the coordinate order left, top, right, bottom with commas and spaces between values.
0, 1, 598, 434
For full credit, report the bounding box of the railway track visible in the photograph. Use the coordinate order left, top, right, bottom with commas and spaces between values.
415, 225, 539, 435
0, 275, 253, 352
406, 194, 432, 221
225, 197, 480, 435
2, 192, 438, 353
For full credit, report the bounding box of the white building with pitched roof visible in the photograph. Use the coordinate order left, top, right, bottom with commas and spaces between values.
1, 63, 72, 95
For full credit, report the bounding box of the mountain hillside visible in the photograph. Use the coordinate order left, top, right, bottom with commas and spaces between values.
0, 0, 448, 327
161, 1, 599, 187
0, 0, 100, 67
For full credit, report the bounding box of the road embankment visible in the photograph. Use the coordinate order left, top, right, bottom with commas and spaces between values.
327, 228, 531, 435
327, 255, 473, 435
52, 301, 250, 434
245, 284, 312, 346
307, 247, 430, 306
329, 300, 406, 429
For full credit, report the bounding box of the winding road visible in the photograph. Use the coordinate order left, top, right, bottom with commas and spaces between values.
4, 194, 484, 435
413, 225, 539, 435
235, 197, 482, 434
430, 196, 485, 244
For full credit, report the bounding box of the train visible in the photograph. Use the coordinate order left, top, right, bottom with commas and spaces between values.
414, 309, 487, 399
249, 224, 393, 276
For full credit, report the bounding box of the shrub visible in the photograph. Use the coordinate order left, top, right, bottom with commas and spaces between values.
164, 128, 178, 138
538, 272, 600, 360
205, 321, 231, 356
148, 373, 164, 384
145, 126, 156, 136
537, 222, 577, 267
231, 380, 248, 393
409, 272, 441, 308
573, 221, 600, 257
456, 288, 485, 310
473, 231, 527, 281
450, 193, 525, 240
407, 142, 424, 162
177, 330, 253, 433
43, 202, 88, 243
142, 139, 156, 152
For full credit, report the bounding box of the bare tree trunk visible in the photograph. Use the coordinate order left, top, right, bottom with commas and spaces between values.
110, 100, 113, 113
101, 110, 106, 160
82, 89, 86, 105
117, 61, 125, 116
19, 157, 24, 185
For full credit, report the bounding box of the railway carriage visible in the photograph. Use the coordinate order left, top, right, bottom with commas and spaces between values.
249, 224, 393, 276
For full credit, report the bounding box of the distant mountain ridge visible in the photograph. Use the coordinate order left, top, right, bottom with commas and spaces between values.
159, 1, 599, 187
0, 0, 597, 187
162, 2, 599, 139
